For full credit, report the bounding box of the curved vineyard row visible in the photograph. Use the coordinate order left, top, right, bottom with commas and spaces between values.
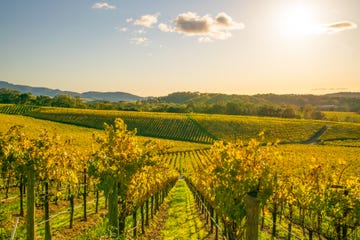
27, 107, 215, 144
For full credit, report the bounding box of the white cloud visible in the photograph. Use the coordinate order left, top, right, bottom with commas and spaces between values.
318, 21, 357, 34
134, 14, 159, 28
92, 2, 116, 10
130, 37, 150, 45
174, 12, 212, 35
215, 12, 244, 30
124, 12, 244, 45
158, 23, 173, 32
171, 12, 244, 41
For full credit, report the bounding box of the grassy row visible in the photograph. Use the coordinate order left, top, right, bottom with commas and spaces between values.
161, 179, 209, 239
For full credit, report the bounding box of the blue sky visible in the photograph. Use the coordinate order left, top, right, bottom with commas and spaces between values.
0, 0, 359, 96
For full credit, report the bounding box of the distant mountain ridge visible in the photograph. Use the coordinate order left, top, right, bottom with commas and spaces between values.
0, 81, 144, 102
1, 80, 359, 106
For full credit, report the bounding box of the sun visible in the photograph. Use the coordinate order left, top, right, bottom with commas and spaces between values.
280, 4, 318, 36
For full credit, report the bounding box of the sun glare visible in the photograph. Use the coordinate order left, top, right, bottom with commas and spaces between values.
281, 4, 318, 36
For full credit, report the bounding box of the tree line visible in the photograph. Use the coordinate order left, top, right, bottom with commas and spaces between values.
0, 88, 86, 108
3, 88, 360, 120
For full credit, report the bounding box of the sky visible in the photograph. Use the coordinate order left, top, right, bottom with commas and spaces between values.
0, 0, 359, 97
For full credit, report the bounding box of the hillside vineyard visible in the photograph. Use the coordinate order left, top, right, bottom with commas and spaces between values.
0, 109, 359, 239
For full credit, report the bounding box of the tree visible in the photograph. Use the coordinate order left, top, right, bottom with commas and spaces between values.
34, 95, 52, 106
258, 104, 282, 117
74, 96, 86, 108
311, 110, 325, 120
302, 104, 314, 119
207, 104, 226, 114
225, 102, 242, 115
0, 88, 20, 103
282, 105, 297, 118
18, 93, 35, 104
51, 94, 76, 108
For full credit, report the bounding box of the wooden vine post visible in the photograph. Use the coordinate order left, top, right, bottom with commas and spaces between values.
26, 165, 35, 240
108, 178, 119, 235
44, 182, 51, 240
245, 191, 260, 240
83, 167, 87, 221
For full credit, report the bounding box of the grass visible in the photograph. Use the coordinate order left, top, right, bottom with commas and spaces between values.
9, 194, 106, 239
162, 179, 210, 240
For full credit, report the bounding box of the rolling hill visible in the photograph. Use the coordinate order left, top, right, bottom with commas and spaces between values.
0, 80, 144, 102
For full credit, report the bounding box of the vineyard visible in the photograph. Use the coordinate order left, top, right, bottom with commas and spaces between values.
0, 105, 359, 145
26, 107, 215, 144
1, 108, 360, 239
181, 142, 360, 239
0, 114, 209, 152
190, 113, 360, 144
0, 116, 180, 239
